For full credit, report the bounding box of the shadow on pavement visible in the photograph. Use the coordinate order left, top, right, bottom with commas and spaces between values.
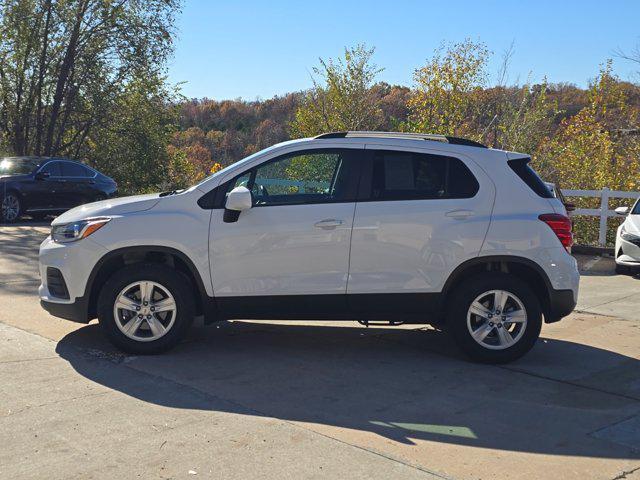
0, 223, 48, 294
56, 320, 640, 459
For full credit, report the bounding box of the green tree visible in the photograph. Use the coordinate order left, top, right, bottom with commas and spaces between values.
0, 0, 181, 157
87, 76, 180, 195
291, 44, 384, 137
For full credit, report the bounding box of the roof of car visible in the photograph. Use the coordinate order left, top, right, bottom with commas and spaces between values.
1, 156, 75, 163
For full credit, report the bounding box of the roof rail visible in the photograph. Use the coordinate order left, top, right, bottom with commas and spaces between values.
314, 131, 487, 148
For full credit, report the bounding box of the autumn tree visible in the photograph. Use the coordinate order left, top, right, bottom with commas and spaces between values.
536, 62, 640, 244
405, 39, 489, 138
291, 44, 384, 137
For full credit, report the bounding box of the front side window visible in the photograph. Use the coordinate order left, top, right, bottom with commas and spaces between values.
223, 149, 358, 207
369, 150, 478, 201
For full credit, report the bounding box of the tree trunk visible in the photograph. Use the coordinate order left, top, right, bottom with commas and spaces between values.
44, 0, 90, 156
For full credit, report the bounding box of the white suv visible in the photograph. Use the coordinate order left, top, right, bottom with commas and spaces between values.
39, 132, 579, 363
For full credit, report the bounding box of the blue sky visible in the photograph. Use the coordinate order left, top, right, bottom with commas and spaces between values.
168, 0, 640, 100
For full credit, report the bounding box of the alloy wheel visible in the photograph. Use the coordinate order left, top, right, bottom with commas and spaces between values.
1, 194, 20, 222
113, 280, 177, 342
466, 289, 528, 350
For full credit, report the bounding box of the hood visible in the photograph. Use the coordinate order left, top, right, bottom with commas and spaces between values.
52, 193, 161, 225
625, 214, 640, 234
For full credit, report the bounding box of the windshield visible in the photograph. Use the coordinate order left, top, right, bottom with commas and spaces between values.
193, 142, 288, 190
0, 157, 40, 175
632, 199, 640, 215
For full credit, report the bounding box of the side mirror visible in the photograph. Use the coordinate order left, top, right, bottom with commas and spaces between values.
615, 206, 630, 216
224, 186, 252, 223
564, 202, 576, 213
35, 171, 50, 180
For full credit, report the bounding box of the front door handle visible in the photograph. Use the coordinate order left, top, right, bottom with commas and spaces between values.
314, 219, 344, 230
445, 209, 475, 219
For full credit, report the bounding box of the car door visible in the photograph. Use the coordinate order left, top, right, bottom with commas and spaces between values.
209, 147, 363, 317
59, 161, 96, 207
347, 146, 495, 314
27, 161, 65, 210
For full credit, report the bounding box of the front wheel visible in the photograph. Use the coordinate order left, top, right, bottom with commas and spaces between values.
97, 264, 195, 354
446, 273, 542, 363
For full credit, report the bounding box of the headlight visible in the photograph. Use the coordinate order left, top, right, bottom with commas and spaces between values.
621, 225, 640, 242
51, 217, 111, 243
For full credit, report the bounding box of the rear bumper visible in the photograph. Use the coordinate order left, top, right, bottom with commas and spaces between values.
546, 288, 577, 323
40, 297, 89, 323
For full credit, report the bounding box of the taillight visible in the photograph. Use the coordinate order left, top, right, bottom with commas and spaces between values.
539, 213, 573, 250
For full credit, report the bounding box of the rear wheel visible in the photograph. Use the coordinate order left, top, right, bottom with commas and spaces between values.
446, 273, 542, 363
1, 192, 21, 222
97, 264, 195, 354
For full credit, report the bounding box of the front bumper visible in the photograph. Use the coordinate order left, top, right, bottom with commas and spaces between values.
40, 298, 89, 323
39, 235, 107, 323
616, 234, 640, 266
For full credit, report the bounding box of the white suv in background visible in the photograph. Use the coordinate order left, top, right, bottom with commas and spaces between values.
39, 132, 579, 363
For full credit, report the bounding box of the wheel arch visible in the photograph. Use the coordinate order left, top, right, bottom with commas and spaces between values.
85, 246, 213, 320
442, 255, 553, 322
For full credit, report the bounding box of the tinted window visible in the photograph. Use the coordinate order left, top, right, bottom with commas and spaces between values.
222, 149, 358, 207
508, 157, 553, 198
61, 162, 92, 178
40, 161, 62, 177
369, 150, 478, 201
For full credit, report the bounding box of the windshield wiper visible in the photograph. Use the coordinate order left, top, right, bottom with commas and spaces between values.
159, 189, 183, 197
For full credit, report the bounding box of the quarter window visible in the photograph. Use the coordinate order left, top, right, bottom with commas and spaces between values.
369, 150, 478, 200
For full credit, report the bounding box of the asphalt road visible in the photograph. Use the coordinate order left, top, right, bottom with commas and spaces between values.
1, 224, 639, 480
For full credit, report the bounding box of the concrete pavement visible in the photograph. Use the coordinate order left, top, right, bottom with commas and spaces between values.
0, 225, 639, 479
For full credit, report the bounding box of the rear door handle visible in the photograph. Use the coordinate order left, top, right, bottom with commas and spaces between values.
314, 219, 344, 229
445, 209, 475, 219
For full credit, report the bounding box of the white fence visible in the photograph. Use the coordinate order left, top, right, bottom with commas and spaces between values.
562, 188, 640, 246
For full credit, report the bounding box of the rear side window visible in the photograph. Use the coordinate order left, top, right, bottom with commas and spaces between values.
368, 150, 478, 201
508, 157, 553, 198
61, 162, 93, 178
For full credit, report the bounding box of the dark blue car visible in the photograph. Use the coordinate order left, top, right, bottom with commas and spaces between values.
1, 156, 117, 222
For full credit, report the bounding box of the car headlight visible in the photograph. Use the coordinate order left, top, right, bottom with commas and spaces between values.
51, 217, 111, 243
621, 225, 640, 242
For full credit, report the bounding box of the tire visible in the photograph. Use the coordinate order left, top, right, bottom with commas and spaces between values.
446, 272, 542, 364
97, 263, 195, 354
615, 263, 631, 275
1, 192, 21, 222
